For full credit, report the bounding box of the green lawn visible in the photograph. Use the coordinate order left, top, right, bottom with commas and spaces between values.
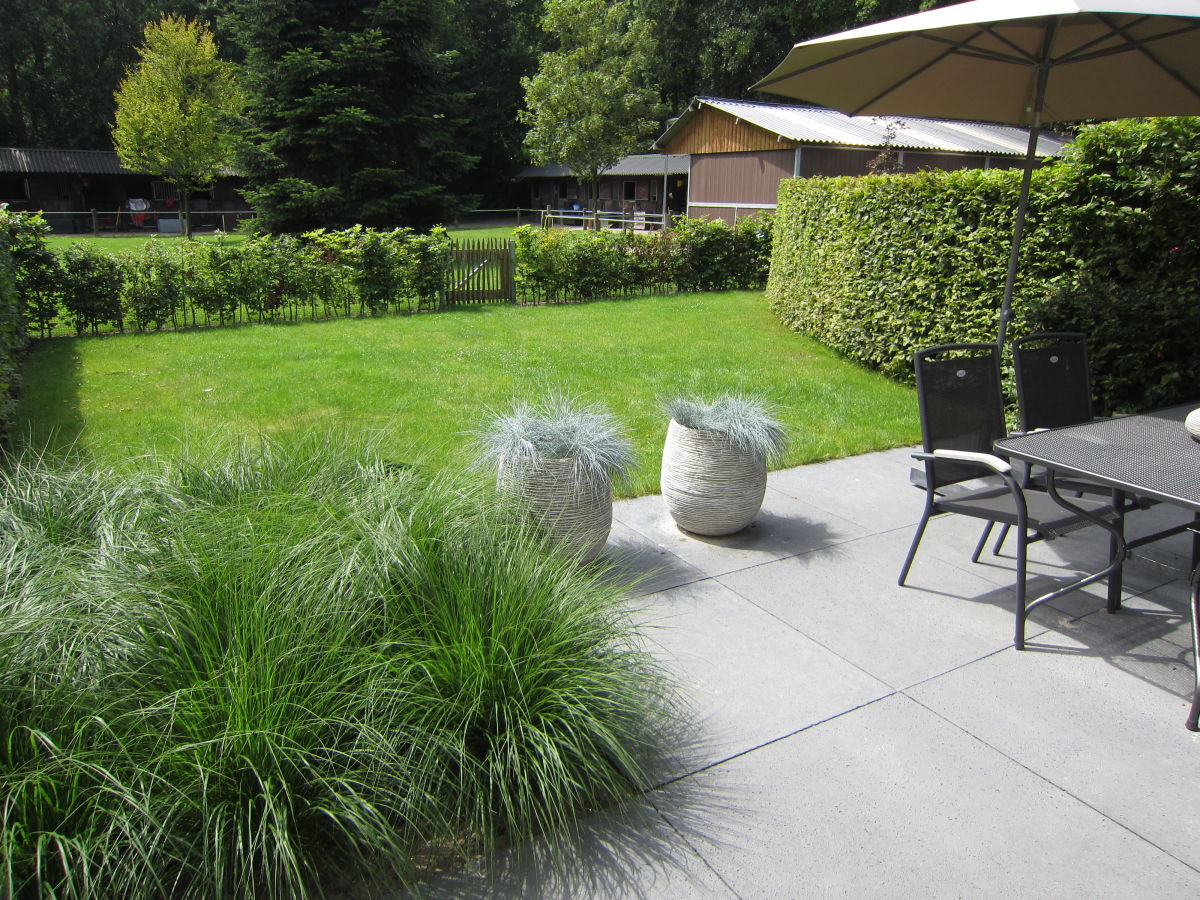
14, 290, 918, 497
44, 223, 518, 254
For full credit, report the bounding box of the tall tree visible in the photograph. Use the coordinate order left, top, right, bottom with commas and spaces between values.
638, 0, 950, 114
229, 0, 476, 233
520, 0, 663, 224
112, 15, 242, 237
441, 0, 545, 207
0, 0, 165, 149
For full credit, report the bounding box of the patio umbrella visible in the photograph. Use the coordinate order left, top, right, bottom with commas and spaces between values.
752, 0, 1200, 347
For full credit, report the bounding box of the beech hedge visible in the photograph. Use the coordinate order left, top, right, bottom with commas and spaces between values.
765, 117, 1200, 414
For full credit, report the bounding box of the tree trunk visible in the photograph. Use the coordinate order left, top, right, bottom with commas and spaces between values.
591, 170, 601, 229
181, 188, 192, 239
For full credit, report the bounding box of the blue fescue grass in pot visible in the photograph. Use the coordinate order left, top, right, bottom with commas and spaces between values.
476, 393, 635, 561
661, 394, 788, 536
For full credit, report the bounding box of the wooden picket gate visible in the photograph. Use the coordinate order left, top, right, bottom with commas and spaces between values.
444, 238, 516, 305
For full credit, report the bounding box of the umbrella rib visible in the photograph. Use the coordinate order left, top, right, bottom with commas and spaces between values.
846, 47, 960, 115
1060, 18, 1200, 101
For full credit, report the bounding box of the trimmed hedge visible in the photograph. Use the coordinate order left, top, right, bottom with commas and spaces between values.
0, 207, 38, 442
766, 117, 1200, 414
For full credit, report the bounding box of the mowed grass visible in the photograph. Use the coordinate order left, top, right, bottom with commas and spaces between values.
44, 223, 516, 255
15, 290, 918, 496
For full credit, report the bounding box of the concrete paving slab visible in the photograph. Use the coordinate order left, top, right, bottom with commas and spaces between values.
767, 446, 924, 534
613, 487, 868, 579
398, 792, 738, 900
598, 519, 707, 598
908, 606, 1200, 871
656, 694, 1200, 899
717, 528, 1078, 689
636, 578, 892, 773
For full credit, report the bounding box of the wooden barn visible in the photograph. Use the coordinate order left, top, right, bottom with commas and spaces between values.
0, 148, 249, 233
652, 97, 1069, 224
516, 154, 690, 220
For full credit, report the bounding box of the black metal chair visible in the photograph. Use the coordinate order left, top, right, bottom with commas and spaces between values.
898, 343, 1115, 648
1012, 332, 1094, 432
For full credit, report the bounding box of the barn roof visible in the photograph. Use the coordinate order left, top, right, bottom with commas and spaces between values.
0, 148, 137, 175
654, 97, 1068, 157
517, 153, 691, 179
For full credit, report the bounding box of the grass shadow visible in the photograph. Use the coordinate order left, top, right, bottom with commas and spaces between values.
11, 336, 85, 458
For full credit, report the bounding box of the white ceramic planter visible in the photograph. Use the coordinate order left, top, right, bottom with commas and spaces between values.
497, 455, 612, 561
660, 418, 767, 536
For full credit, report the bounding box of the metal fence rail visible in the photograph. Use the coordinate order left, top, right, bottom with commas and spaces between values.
539, 208, 667, 230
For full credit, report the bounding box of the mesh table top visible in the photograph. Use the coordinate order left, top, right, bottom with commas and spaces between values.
995, 404, 1200, 511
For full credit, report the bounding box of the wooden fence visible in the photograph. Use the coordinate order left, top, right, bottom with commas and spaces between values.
444, 238, 515, 305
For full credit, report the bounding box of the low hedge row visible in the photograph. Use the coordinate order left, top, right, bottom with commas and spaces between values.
766, 117, 1200, 414
18, 215, 774, 336
513, 214, 773, 302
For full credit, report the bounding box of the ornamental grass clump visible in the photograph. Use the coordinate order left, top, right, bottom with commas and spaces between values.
0, 435, 677, 899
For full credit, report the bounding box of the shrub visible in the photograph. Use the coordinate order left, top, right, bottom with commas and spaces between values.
672, 213, 774, 291
122, 242, 185, 330
0, 436, 678, 898
766, 117, 1200, 413
59, 243, 126, 334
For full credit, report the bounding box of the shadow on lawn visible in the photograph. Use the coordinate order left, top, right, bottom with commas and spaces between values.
11, 336, 85, 457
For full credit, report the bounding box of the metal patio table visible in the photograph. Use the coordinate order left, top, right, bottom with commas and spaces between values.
995, 404, 1200, 731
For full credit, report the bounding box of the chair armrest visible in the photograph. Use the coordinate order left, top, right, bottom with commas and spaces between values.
919, 448, 1012, 475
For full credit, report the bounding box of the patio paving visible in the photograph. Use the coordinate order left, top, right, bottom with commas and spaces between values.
407, 448, 1200, 898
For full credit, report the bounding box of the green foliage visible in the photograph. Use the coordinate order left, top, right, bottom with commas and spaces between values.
122, 242, 184, 330
112, 15, 243, 238
0, 212, 27, 441
520, 0, 664, 211
231, 0, 476, 232
671, 214, 774, 291
0, 0, 163, 148
636, 0, 934, 112
2, 210, 61, 339
766, 116, 1200, 414
0, 436, 678, 897
513, 217, 772, 302
59, 243, 125, 335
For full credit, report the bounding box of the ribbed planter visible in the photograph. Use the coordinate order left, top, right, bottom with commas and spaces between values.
497, 455, 613, 561
661, 418, 767, 536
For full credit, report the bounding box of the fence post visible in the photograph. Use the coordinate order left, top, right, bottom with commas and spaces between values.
91, 209, 98, 235
508, 239, 517, 303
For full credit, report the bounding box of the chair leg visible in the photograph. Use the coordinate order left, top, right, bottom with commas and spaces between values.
899, 496, 935, 586
1187, 565, 1200, 731
972, 522, 993, 563
991, 524, 1010, 557
1014, 526, 1029, 650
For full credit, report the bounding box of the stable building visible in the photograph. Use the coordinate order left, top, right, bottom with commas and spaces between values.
653, 97, 1068, 224
0, 147, 248, 233
517, 154, 690, 220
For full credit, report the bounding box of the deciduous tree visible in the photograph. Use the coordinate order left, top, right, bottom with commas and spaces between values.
112, 14, 242, 237
520, 0, 663, 225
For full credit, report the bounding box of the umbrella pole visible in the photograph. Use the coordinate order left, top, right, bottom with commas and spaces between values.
998, 27, 1055, 350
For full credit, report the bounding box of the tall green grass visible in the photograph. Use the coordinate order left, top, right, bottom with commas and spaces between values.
0, 436, 678, 898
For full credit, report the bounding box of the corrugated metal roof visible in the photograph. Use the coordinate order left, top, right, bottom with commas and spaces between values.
517, 153, 691, 179
655, 98, 1068, 157
0, 148, 137, 175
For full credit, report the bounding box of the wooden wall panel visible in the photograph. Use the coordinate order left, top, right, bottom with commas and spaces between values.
690, 150, 795, 205
798, 147, 875, 178
663, 107, 796, 155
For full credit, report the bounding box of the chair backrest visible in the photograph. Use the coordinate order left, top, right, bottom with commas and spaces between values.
914, 343, 1006, 490
1011, 332, 1092, 432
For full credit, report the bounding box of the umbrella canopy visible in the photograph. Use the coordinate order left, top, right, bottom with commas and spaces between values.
752, 0, 1200, 346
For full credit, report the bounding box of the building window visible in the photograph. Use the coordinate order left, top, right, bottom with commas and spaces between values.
623, 181, 636, 201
